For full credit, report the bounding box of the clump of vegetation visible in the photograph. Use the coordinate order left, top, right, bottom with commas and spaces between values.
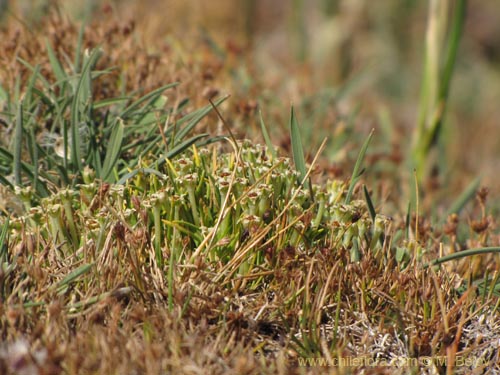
3, 134, 497, 374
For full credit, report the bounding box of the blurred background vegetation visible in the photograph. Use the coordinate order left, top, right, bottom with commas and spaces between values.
1, 0, 500, 210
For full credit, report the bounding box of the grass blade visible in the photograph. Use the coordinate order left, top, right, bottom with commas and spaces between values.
259, 109, 277, 159
0, 217, 9, 259
116, 167, 168, 185
149, 133, 209, 171
174, 96, 227, 143
93, 96, 131, 110
164, 133, 209, 160
0, 84, 7, 102
25, 65, 41, 108
119, 82, 178, 120
439, 0, 467, 105
13, 101, 23, 186
290, 106, 307, 187
102, 119, 125, 182
70, 48, 102, 172
405, 201, 411, 240
16, 58, 52, 93
425, 247, 500, 268
46, 39, 68, 91
423, 0, 467, 161
345, 129, 373, 204
413, 0, 466, 182
445, 176, 480, 219
54, 263, 94, 295
27, 128, 40, 193
363, 184, 376, 223
74, 23, 85, 73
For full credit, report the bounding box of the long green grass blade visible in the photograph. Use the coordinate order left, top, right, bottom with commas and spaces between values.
425, 247, 500, 268
70, 48, 102, 172
25, 65, 41, 108
0, 84, 7, 102
74, 23, 85, 73
116, 167, 168, 185
136, 95, 168, 130
166, 133, 209, 159
0, 145, 13, 163
30, 86, 56, 107
153, 133, 209, 168
405, 201, 411, 240
0, 175, 13, 189
46, 39, 68, 90
0, 217, 9, 259
345, 129, 373, 204
102, 119, 125, 182
193, 135, 226, 148
174, 96, 227, 143
413, 0, 466, 182
93, 96, 131, 110
27, 128, 39, 193
423, 0, 467, 158
119, 82, 178, 120
290, 106, 307, 187
1, 142, 49, 195
363, 185, 376, 223
259, 109, 277, 159
16, 58, 52, 92
13, 102, 23, 186
439, 0, 466, 103
445, 176, 480, 219
54, 263, 94, 294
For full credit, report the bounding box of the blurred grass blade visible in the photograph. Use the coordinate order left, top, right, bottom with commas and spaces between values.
137, 94, 168, 127
290, 106, 308, 188
71, 48, 102, 171
27, 128, 39, 193
74, 23, 85, 73
439, 0, 467, 104
174, 96, 228, 143
194, 135, 225, 148
13, 101, 23, 186
102, 119, 125, 182
54, 263, 94, 295
0, 217, 9, 258
363, 184, 376, 223
445, 176, 480, 219
16, 58, 52, 93
345, 129, 373, 204
117, 167, 168, 185
414, 0, 466, 182
163, 133, 209, 162
425, 247, 500, 268
259, 109, 277, 159
0, 174, 13, 189
0, 83, 7, 102
423, 0, 467, 161
46, 39, 68, 90
119, 82, 178, 120
25, 65, 40, 108
405, 201, 411, 240
93, 96, 131, 110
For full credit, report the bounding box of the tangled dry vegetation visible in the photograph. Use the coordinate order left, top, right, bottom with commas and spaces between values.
0, 7, 499, 375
